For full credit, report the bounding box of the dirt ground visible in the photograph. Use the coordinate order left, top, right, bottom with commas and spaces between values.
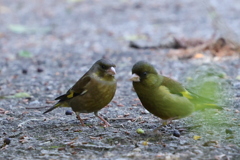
0, 0, 240, 159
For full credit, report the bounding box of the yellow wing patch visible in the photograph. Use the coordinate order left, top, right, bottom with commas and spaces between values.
67, 89, 87, 99
67, 90, 74, 98
181, 91, 193, 99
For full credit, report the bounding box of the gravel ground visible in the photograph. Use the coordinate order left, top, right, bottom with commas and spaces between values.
0, 0, 240, 159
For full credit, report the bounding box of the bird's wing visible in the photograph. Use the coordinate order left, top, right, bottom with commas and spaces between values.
186, 89, 215, 103
161, 76, 193, 99
55, 75, 91, 102
162, 76, 223, 109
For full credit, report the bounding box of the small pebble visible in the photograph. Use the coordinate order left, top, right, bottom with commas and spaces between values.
22, 69, 28, 74
173, 130, 181, 137
65, 110, 73, 115
225, 129, 233, 134
235, 93, 240, 97
193, 149, 203, 155
4, 138, 11, 145
37, 68, 44, 73
132, 147, 141, 152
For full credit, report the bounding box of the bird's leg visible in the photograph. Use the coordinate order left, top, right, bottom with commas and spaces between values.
75, 112, 85, 126
154, 118, 175, 132
162, 120, 169, 126
153, 123, 165, 133
94, 111, 111, 127
163, 117, 178, 125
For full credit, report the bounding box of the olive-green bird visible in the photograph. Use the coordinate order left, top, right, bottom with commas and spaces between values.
44, 59, 117, 127
130, 61, 223, 123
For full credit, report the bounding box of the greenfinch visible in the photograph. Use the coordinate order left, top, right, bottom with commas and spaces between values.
130, 61, 222, 123
44, 59, 117, 127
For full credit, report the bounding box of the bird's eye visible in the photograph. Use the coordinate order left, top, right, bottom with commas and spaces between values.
101, 65, 108, 70
142, 72, 147, 76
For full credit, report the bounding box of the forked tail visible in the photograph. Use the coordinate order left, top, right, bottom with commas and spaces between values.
43, 103, 61, 114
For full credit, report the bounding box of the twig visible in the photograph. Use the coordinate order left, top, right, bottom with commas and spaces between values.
108, 118, 135, 121
26, 106, 50, 109
18, 118, 44, 127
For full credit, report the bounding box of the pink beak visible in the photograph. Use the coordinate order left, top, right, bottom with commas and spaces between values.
129, 73, 140, 82
107, 67, 116, 76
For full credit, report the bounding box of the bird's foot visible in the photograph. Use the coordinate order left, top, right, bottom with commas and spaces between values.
162, 118, 175, 126
98, 117, 111, 127
76, 114, 85, 126
94, 112, 111, 127
100, 122, 111, 128
153, 118, 176, 132
153, 128, 162, 135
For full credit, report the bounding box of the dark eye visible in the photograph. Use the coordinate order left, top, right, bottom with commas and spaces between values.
101, 65, 108, 70
142, 72, 147, 76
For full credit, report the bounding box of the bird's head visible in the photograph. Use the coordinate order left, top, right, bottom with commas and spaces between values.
130, 61, 162, 88
93, 59, 116, 79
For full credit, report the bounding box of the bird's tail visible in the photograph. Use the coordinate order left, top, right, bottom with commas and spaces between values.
43, 103, 61, 114
194, 103, 224, 111
187, 90, 224, 111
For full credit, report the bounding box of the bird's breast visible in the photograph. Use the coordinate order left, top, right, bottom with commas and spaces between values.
69, 79, 116, 113
134, 84, 194, 120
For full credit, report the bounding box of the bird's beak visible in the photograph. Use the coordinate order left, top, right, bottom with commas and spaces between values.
107, 67, 116, 76
129, 73, 140, 82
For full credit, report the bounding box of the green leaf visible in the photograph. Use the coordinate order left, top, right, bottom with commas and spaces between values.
6, 92, 31, 99
123, 34, 147, 41
8, 24, 51, 34
236, 75, 240, 80
18, 50, 33, 58
8, 25, 29, 34
136, 128, 145, 134
193, 135, 201, 140
49, 146, 60, 149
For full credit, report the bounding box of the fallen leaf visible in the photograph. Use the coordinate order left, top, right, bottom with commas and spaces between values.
193, 53, 204, 59
18, 50, 33, 58
193, 135, 201, 140
142, 141, 148, 146
203, 140, 218, 146
124, 34, 147, 41
6, 92, 31, 99
236, 75, 240, 80
8, 25, 29, 33
136, 128, 145, 134
8, 24, 51, 34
